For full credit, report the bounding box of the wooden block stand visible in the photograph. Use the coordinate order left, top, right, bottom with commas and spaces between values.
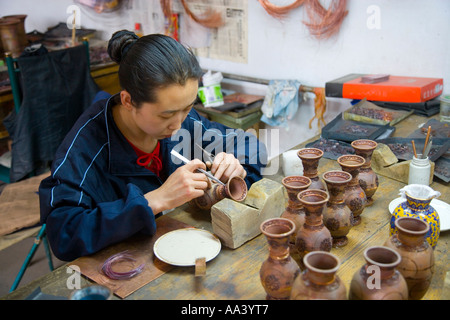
211, 178, 285, 249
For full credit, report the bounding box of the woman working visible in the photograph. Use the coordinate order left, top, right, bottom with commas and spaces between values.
39, 31, 267, 261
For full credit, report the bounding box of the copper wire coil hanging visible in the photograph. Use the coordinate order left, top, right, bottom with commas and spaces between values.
160, 0, 224, 29
303, 0, 348, 39
257, 0, 306, 19
257, 0, 348, 39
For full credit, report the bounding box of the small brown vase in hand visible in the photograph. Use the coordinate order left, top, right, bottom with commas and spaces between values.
192, 175, 247, 210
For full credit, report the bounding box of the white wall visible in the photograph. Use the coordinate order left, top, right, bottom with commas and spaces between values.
2, 0, 449, 158
198, 0, 450, 158
201, 0, 450, 92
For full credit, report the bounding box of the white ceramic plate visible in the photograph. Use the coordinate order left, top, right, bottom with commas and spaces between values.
388, 197, 450, 232
153, 228, 221, 266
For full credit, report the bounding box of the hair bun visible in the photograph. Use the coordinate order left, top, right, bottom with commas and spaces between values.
107, 30, 140, 64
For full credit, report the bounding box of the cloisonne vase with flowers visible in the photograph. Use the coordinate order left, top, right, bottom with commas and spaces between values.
390, 185, 441, 249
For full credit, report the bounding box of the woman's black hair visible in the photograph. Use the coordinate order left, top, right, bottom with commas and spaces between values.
107, 30, 202, 106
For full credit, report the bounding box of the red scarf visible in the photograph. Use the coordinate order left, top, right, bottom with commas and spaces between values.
127, 139, 163, 177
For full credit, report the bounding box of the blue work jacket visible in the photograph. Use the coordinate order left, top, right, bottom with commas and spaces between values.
39, 94, 267, 261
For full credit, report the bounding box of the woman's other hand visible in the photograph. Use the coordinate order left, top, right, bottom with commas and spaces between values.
209, 152, 247, 183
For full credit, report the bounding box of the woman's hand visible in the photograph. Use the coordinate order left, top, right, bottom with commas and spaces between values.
209, 152, 247, 183
145, 159, 209, 214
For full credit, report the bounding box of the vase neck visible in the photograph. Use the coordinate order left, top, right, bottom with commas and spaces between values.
304, 211, 324, 226
340, 168, 360, 186
356, 153, 372, 168
349, 171, 360, 185
325, 184, 346, 203
405, 197, 431, 212
301, 160, 319, 178
397, 232, 426, 247
395, 218, 429, 247
306, 269, 336, 285
365, 263, 395, 280
287, 191, 303, 211
267, 237, 290, 260
287, 203, 303, 213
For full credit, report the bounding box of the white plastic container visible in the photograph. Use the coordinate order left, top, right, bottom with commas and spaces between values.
439, 94, 450, 123
282, 149, 303, 176
198, 70, 224, 107
408, 155, 431, 186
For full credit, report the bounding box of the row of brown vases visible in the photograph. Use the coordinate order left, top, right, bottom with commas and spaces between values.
259, 140, 433, 300
297, 140, 379, 227
281, 177, 333, 262
282, 171, 353, 250
278, 142, 380, 254
259, 216, 434, 300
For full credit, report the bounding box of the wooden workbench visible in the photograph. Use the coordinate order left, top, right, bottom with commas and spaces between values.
2, 114, 449, 300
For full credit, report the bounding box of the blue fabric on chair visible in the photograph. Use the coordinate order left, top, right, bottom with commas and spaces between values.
3, 44, 99, 182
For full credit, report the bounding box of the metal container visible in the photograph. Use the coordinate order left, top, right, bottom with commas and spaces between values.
0, 15, 27, 58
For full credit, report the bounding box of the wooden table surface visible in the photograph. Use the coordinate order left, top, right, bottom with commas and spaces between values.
2, 114, 449, 300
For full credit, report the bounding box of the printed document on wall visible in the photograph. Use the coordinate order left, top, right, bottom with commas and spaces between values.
186, 0, 248, 64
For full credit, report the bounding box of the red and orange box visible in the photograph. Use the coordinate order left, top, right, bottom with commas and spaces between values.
326, 73, 443, 103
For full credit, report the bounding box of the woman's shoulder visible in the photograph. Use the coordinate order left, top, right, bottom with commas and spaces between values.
54, 99, 110, 161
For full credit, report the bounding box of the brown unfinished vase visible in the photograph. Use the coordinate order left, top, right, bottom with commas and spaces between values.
322, 170, 353, 248
295, 189, 332, 268
281, 176, 311, 249
351, 139, 379, 206
384, 217, 435, 300
337, 155, 367, 226
297, 148, 326, 191
260, 218, 301, 300
290, 251, 347, 300
192, 175, 247, 210
349, 246, 408, 300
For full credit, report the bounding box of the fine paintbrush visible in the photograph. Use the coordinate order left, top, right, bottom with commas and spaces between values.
411, 140, 418, 158
423, 137, 433, 159
170, 149, 226, 186
422, 125, 431, 159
